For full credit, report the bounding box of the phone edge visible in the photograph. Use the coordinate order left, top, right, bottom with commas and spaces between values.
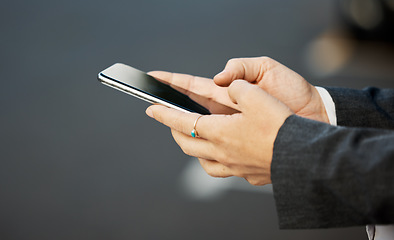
97, 72, 191, 114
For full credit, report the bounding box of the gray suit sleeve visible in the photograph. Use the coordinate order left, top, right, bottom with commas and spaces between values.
271, 115, 394, 229
271, 87, 394, 228
326, 87, 394, 129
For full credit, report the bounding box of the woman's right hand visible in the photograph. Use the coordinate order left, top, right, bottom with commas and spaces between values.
214, 57, 330, 123
148, 71, 239, 115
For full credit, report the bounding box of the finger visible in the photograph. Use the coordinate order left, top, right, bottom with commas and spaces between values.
198, 158, 233, 178
243, 174, 270, 186
227, 80, 268, 110
213, 56, 275, 86
227, 80, 294, 122
171, 129, 218, 160
146, 105, 226, 140
148, 71, 213, 97
148, 71, 192, 95
148, 71, 238, 113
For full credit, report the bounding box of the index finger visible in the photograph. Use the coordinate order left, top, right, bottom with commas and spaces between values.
148, 71, 239, 114
146, 104, 224, 140
213, 56, 276, 86
148, 71, 216, 97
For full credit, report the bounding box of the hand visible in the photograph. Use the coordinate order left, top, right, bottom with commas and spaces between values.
148, 71, 239, 114
146, 80, 293, 186
214, 57, 330, 123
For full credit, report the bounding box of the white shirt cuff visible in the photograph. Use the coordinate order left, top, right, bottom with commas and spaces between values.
315, 87, 337, 126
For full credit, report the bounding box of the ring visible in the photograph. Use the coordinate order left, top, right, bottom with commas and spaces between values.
191, 115, 203, 138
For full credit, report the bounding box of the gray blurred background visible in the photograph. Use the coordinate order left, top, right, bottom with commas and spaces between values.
1, 0, 394, 239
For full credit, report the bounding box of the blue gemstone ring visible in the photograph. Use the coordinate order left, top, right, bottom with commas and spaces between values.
191, 115, 203, 138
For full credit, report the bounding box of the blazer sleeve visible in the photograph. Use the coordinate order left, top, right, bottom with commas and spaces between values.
271, 115, 394, 229
325, 87, 394, 129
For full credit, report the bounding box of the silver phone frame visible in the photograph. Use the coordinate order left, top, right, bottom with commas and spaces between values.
98, 72, 190, 113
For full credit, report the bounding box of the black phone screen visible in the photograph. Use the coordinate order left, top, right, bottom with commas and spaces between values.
99, 63, 210, 115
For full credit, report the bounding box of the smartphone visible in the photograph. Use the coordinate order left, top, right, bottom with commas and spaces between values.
97, 63, 210, 115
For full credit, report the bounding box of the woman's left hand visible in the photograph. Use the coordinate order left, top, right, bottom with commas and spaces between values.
146, 80, 293, 186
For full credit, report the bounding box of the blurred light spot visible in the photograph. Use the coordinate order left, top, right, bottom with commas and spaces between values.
305, 30, 356, 77
384, 0, 394, 10
179, 158, 271, 201
347, 0, 384, 30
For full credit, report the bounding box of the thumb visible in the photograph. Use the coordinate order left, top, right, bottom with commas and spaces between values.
227, 80, 266, 110
228, 80, 293, 117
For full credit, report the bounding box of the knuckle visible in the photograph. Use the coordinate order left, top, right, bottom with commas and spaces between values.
245, 177, 263, 186
227, 58, 240, 65
199, 158, 227, 178
203, 167, 218, 178
259, 56, 277, 69
226, 58, 246, 69
181, 147, 192, 156
245, 177, 257, 185
259, 56, 272, 62
206, 171, 217, 178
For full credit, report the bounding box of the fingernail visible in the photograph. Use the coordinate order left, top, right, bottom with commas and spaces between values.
146, 108, 153, 118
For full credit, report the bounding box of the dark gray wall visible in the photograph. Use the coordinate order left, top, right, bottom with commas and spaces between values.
1, 0, 393, 239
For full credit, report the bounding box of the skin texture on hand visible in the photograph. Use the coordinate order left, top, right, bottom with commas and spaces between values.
214, 57, 329, 124
146, 56, 329, 185
146, 80, 293, 186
